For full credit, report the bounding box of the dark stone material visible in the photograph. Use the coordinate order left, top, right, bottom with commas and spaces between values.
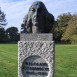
20, 33, 53, 41
22, 1, 54, 33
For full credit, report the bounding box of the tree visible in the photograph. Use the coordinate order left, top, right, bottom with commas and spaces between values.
61, 14, 77, 42
0, 7, 7, 28
0, 28, 9, 42
6, 27, 20, 42
0, 7, 8, 43
53, 13, 73, 42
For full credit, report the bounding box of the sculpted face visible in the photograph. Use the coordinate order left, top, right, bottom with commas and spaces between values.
22, 1, 54, 33
29, 1, 47, 26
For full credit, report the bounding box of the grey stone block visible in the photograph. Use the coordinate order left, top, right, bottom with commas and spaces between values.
18, 34, 55, 77
20, 33, 53, 41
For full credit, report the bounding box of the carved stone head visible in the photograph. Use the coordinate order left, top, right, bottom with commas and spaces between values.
22, 1, 54, 33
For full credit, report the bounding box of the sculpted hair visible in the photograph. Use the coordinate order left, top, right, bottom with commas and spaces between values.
23, 1, 54, 33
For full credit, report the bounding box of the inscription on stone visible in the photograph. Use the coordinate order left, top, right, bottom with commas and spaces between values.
22, 56, 49, 77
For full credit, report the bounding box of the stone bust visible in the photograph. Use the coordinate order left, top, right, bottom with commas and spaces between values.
22, 1, 54, 33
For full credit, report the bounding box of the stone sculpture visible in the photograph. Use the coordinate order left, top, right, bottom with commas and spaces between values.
18, 1, 55, 77
22, 1, 54, 33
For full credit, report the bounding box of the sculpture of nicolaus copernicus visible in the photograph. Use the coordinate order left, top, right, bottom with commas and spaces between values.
22, 1, 54, 33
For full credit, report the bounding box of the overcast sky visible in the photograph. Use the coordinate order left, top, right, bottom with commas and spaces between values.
0, 0, 77, 31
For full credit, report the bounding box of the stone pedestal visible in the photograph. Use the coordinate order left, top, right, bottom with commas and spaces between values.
18, 34, 55, 77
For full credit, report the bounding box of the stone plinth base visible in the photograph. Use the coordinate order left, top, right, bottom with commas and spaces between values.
18, 34, 55, 77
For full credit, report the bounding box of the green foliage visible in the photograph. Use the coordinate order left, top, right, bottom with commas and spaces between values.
0, 28, 9, 42
53, 13, 77, 43
53, 13, 73, 42
61, 14, 77, 42
0, 7, 7, 28
0, 26, 19, 43
0, 7, 8, 43
6, 27, 20, 42
0, 7, 20, 43
71, 35, 77, 42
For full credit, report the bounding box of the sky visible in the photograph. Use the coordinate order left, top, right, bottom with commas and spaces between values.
0, 0, 77, 31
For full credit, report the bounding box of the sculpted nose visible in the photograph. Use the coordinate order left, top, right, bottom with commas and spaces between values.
34, 10, 39, 17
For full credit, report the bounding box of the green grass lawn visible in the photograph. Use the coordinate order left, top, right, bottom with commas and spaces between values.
55, 45, 77, 77
0, 44, 77, 77
0, 44, 18, 77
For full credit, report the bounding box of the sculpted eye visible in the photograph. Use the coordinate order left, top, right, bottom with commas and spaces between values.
31, 8, 35, 12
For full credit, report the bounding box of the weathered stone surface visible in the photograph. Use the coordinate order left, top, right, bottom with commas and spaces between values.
18, 41, 55, 77
21, 1, 54, 33
22, 56, 49, 77
19, 1, 55, 77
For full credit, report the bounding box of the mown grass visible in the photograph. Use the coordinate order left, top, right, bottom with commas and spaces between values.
0, 44, 77, 77
55, 45, 77, 77
0, 44, 18, 77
